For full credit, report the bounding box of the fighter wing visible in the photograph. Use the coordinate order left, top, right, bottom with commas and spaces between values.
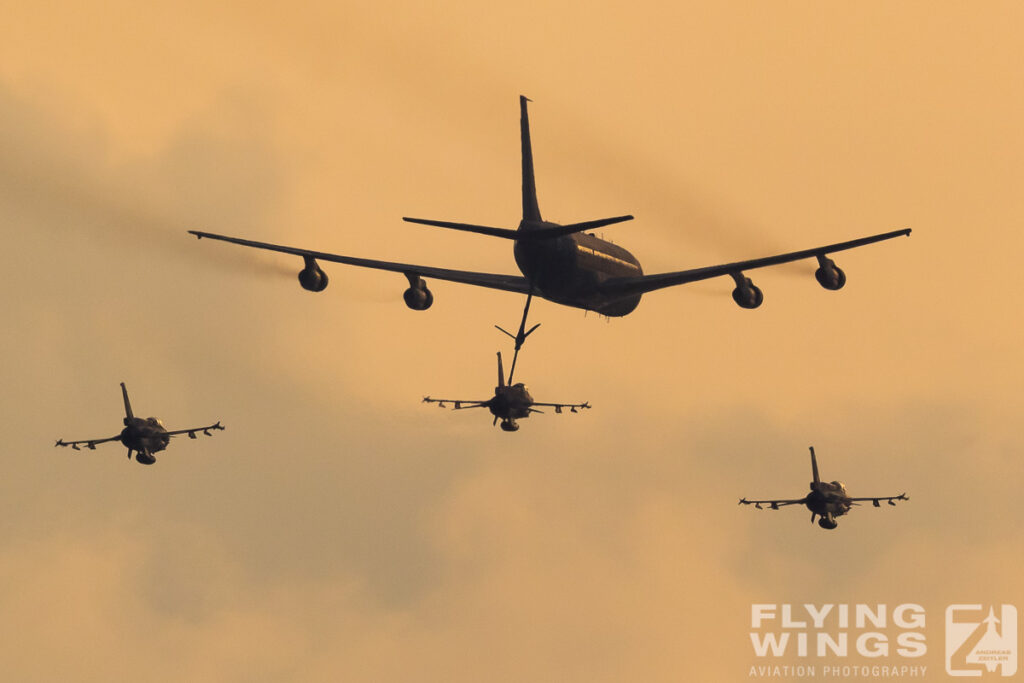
848, 493, 909, 507
599, 229, 910, 298
738, 497, 808, 510
189, 231, 530, 294
165, 422, 225, 439
55, 435, 122, 451
422, 397, 491, 410
530, 401, 591, 414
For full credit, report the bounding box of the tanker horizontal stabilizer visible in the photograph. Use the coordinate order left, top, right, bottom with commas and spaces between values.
401, 215, 632, 240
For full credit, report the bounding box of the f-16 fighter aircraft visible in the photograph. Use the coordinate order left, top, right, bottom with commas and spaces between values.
55, 383, 224, 465
423, 351, 590, 432
739, 447, 908, 529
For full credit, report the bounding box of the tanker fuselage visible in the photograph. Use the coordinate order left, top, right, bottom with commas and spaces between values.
513, 221, 643, 317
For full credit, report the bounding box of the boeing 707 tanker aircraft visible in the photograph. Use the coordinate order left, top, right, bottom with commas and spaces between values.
191, 96, 910, 316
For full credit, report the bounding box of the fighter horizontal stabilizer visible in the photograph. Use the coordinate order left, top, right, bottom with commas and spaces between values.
401, 215, 633, 241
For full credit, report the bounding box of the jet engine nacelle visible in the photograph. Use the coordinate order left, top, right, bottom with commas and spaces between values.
730, 273, 764, 309
298, 257, 329, 292
403, 275, 433, 311
814, 255, 847, 291
500, 419, 520, 432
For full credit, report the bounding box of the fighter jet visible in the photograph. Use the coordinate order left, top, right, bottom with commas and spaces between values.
55, 383, 224, 465
423, 351, 590, 432
190, 96, 910, 317
739, 447, 907, 530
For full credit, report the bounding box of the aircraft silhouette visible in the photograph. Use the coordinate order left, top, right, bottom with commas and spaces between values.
739, 447, 907, 529
189, 96, 910, 316
423, 351, 590, 432
55, 383, 224, 465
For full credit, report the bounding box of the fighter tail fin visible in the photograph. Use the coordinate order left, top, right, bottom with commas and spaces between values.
810, 446, 820, 485
497, 352, 506, 388
120, 383, 134, 420
520, 95, 541, 222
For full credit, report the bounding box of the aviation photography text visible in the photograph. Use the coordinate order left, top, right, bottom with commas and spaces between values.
749, 603, 928, 679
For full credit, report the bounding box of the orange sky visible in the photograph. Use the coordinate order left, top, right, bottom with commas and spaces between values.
1, 2, 1022, 681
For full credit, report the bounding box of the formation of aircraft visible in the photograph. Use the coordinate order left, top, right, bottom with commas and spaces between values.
738, 447, 908, 529
423, 350, 590, 432
51, 96, 913, 532
55, 383, 223, 465
189, 96, 910, 316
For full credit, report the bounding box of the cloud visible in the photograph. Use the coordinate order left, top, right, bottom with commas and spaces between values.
3, 3, 1024, 681
0, 83, 293, 280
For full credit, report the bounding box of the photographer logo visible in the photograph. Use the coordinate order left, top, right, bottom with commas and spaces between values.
945, 605, 1017, 677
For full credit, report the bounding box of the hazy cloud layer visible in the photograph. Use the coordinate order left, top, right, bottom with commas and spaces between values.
2, 2, 1023, 681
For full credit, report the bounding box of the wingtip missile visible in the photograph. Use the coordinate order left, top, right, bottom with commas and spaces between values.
199, 422, 225, 437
